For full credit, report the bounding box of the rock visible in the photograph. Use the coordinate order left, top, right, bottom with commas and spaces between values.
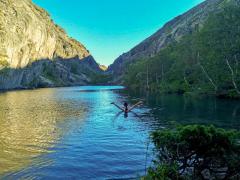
0, 57, 100, 90
0, 0, 90, 68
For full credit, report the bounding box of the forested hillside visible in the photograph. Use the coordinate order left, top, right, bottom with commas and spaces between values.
124, 5, 240, 98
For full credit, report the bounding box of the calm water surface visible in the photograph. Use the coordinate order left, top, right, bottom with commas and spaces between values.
0, 86, 240, 179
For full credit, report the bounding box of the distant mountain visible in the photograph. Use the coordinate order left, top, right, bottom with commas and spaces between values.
99, 65, 108, 71
0, 0, 102, 90
108, 0, 232, 79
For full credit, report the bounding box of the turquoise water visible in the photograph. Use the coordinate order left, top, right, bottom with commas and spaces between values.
0, 86, 239, 179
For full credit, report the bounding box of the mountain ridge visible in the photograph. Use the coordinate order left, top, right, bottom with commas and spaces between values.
121, 0, 240, 98
108, 0, 232, 79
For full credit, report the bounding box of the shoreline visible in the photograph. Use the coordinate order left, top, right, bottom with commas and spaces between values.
0, 84, 123, 94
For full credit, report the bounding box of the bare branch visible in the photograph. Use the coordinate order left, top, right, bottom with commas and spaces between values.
226, 58, 240, 95
197, 52, 218, 91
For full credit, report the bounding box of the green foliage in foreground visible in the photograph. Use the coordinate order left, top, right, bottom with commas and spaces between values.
124, 5, 240, 98
144, 125, 240, 179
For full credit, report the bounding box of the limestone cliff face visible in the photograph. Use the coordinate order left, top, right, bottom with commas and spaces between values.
0, 0, 89, 68
0, 0, 102, 90
108, 0, 234, 78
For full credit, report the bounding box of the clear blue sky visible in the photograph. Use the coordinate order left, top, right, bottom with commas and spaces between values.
33, 0, 204, 66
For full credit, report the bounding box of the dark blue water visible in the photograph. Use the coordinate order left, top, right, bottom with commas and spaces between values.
0, 86, 240, 179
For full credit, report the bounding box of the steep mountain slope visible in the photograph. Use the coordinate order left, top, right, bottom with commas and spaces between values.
0, 0, 102, 90
108, 0, 233, 78
123, 0, 240, 98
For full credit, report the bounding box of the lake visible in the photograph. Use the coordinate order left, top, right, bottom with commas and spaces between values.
0, 86, 240, 179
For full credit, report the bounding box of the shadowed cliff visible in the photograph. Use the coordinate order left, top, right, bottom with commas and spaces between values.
0, 56, 103, 90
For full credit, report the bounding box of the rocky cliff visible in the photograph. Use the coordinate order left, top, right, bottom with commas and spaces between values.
108, 0, 233, 79
0, 0, 102, 90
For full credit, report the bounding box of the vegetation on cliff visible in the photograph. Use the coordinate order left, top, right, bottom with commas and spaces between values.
124, 5, 240, 98
144, 125, 240, 179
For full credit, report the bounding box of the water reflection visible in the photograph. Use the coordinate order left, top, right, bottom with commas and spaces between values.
0, 89, 87, 175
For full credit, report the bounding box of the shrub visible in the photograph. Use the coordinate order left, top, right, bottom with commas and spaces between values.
144, 125, 240, 179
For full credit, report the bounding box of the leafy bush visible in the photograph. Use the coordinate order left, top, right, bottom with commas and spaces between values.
144, 125, 240, 179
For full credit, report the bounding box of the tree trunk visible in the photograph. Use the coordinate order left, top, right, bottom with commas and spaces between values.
161, 64, 164, 82
146, 65, 149, 90
156, 73, 159, 84
184, 76, 189, 86
197, 52, 218, 92
226, 58, 240, 95
234, 55, 238, 75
